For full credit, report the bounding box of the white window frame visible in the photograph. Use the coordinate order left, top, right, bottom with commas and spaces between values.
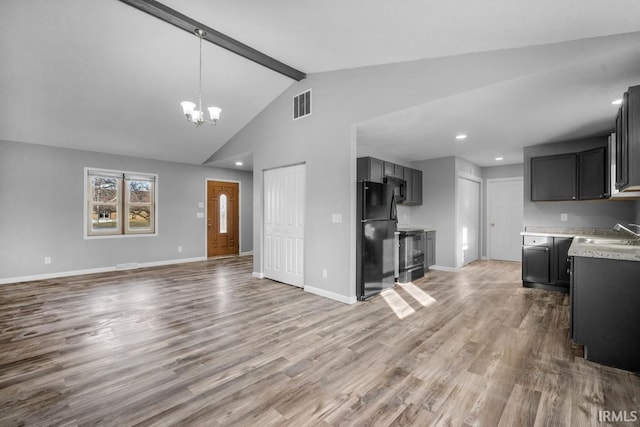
84, 167, 158, 239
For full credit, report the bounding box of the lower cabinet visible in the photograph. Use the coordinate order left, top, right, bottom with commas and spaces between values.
522, 245, 550, 283
554, 237, 572, 285
425, 231, 436, 268
571, 256, 640, 372
522, 235, 572, 293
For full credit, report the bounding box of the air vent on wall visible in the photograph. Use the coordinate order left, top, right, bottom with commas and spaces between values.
293, 89, 311, 120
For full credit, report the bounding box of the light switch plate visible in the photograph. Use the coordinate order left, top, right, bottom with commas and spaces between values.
196, 212, 204, 219
198, 202, 205, 208
332, 213, 342, 223
561, 213, 568, 222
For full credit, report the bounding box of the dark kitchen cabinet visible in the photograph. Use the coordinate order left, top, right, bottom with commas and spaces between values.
615, 92, 629, 189
522, 244, 550, 284
403, 167, 423, 205
358, 157, 422, 205
578, 146, 608, 199
425, 230, 436, 268
531, 153, 577, 201
522, 235, 572, 293
554, 237, 572, 285
571, 256, 640, 372
411, 168, 422, 205
531, 145, 609, 201
384, 162, 404, 179
615, 85, 640, 192
357, 157, 384, 183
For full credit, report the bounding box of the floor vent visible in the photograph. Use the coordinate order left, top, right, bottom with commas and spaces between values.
293, 89, 311, 120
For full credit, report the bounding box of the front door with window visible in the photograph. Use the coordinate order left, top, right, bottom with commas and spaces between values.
207, 181, 239, 257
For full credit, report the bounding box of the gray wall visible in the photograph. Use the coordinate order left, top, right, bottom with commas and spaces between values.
482, 164, 524, 181
0, 140, 253, 281
409, 157, 457, 268
409, 156, 484, 269
524, 137, 635, 229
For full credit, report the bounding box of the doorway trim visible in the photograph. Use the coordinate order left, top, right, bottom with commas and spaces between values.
486, 176, 524, 261
456, 171, 482, 269
204, 178, 244, 257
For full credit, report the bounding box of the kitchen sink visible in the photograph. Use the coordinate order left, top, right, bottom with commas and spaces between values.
574, 237, 640, 246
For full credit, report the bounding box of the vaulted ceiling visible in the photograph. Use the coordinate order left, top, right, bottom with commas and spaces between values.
1, 0, 640, 169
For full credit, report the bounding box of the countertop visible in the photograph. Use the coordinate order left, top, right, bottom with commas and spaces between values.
397, 225, 436, 233
521, 227, 640, 262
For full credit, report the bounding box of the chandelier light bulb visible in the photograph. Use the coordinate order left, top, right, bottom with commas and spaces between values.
181, 101, 196, 116
208, 106, 221, 122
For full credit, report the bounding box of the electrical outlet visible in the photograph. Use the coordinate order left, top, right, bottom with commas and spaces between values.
44, 256, 51, 265
178, 246, 183, 253
322, 269, 328, 279
561, 213, 568, 222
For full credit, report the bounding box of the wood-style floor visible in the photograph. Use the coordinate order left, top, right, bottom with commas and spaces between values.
1, 257, 639, 426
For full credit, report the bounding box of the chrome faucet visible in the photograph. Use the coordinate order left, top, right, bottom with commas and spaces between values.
613, 223, 640, 238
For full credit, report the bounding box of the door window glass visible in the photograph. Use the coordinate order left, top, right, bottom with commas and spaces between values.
220, 194, 227, 233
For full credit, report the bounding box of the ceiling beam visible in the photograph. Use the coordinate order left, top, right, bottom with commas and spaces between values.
118, 0, 306, 81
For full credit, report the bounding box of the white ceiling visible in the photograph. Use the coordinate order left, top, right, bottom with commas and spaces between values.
1, 0, 640, 169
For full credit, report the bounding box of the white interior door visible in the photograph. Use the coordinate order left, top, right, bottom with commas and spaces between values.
487, 178, 523, 262
457, 176, 480, 268
264, 164, 305, 287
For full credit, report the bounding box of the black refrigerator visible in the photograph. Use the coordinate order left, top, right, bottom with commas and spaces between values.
356, 181, 398, 300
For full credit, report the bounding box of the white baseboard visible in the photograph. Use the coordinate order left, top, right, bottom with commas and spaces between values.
304, 285, 357, 305
240, 251, 253, 256
139, 256, 206, 268
0, 266, 116, 285
252, 272, 264, 279
429, 265, 458, 273
0, 256, 207, 285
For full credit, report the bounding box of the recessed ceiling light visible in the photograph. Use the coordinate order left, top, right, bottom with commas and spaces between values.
612, 99, 623, 105
495, 157, 504, 161
455, 134, 467, 140
235, 161, 243, 166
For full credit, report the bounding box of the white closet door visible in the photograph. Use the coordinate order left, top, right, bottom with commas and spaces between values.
264, 164, 305, 287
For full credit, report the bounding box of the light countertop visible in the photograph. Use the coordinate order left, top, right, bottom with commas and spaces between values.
397, 225, 436, 232
521, 227, 640, 262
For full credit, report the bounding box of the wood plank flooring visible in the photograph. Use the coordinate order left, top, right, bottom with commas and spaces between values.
1, 257, 639, 426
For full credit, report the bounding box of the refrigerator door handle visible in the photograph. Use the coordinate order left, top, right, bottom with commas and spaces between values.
390, 194, 397, 221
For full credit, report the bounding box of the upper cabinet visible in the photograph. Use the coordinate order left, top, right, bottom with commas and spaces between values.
384, 161, 404, 179
578, 146, 608, 200
531, 153, 577, 201
357, 157, 384, 183
357, 157, 422, 205
615, 85, 640, 192
403, 166, 423, 205
531, 145, 608, 201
